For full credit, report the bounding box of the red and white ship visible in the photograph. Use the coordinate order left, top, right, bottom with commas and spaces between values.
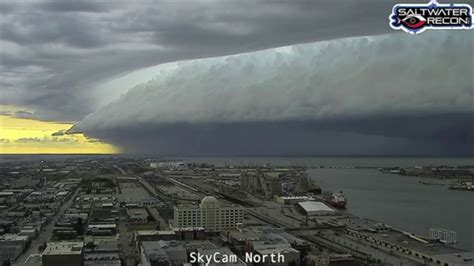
323, 191, 347, 209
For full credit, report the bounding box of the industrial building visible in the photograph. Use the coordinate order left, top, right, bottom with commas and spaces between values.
241, 170, 320, 199
276, 196, 315, 205
126, 208, 149, 223
139, 241, 188, 266
173, 196, 244, 231
298, 201, 335, 216
84, 252, 121, 266
248, 233, 301, 266
135, 230, 178, 245
346, 224, 474, 266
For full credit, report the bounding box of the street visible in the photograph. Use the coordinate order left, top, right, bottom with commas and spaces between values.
13, 188, 80, 265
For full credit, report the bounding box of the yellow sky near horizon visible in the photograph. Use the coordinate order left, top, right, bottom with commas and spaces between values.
0, 114, 119, 154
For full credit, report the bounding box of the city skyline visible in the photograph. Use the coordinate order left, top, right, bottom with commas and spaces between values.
0, 0, 472, 155
0, 1, 472, 264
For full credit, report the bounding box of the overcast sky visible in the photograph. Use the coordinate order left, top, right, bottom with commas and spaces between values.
1, 0, 473, 155
73, 31, 473, 156
1, 0, 420, 121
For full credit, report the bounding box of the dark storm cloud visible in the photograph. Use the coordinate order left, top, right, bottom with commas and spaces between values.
1, 0, 424, 121
1, 13, 106, 48
35, 1, 111, 13
0, 108, 35, 117
2, 0, 472, 155
13, 110, 33, 118
72, 31, 473, 156
75, 115, 473, 156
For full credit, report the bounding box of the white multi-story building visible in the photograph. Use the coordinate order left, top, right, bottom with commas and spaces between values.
173, 196, 244, 231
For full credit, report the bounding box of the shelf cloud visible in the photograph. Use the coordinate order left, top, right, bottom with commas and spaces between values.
72, 31, 473, 155
1, 0, 422, 121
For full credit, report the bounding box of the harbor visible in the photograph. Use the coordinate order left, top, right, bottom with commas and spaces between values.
0, 155, 472, 266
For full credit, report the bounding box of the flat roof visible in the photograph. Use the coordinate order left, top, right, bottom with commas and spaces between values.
279, 196, 313, 199
346, 221, 471, 257
89, 224, 116, 229
42, 241, 83, 255
298, 201, 334, 213
126, 208, 148, 219
0, 234, 29, 241
254, 246, 300, 255
172, 226, 205, 231
370, 229, 469, 256
84, 252, 120, 260
136, 230, 176, 236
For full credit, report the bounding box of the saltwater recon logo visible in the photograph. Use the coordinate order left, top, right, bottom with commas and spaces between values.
390, 0, 473, 34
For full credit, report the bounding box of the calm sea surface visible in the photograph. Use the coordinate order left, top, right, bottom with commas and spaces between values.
308, 168, 473, 251
2, 155, 473, 249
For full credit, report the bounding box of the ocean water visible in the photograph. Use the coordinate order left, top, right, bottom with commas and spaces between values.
308, 168, 474, 251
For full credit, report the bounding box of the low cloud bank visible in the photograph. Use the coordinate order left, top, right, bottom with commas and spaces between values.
73, 31, 473, 155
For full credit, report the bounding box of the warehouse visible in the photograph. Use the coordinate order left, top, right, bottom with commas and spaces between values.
297, 201, 335, 216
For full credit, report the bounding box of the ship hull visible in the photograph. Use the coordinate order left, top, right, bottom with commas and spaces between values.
320, 191, 348, 209
327, 200, 346, 209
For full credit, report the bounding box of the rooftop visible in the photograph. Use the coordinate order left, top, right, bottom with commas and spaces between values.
0, 233, 29, 241
88, 224, 117, 229
254, 246, 300, 255
278, 196, 314, 200
298, 201, 334, 213
136, 230, 176, 236
370, 229, 470, 256
126, 208, 148, 220
42, 241, 84, 255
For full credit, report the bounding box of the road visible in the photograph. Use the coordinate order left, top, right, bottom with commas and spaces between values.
113, 165, 143, 265
13, 188, 80, 265
117, 211, 138, 266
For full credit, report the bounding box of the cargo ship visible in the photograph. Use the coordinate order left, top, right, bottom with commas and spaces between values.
322, 191, 347, 209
